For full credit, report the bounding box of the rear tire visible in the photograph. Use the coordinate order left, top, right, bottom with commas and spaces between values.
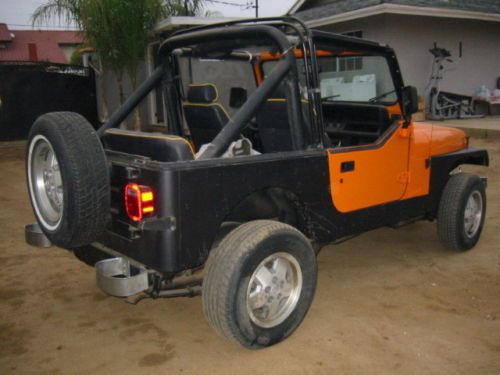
437, 173, 486, 251
202, 220, 317, 348
26, 112, 109, 249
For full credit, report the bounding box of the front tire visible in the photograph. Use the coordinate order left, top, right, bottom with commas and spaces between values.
437, 173, 486, 251
202, 220, 317, 348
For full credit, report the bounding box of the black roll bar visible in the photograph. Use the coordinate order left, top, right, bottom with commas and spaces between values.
170, 16, 310, 39
158, 24, 304, 158
97, 21, 307, 155
199, 58, 292, 159
168, 17, 324, 146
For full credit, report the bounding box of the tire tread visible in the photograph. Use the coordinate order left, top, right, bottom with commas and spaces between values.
28, 112, 109, 248
437, 173, 485, 251
202, 220, 311, 347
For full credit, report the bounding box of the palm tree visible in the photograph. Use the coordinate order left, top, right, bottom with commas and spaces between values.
33, 0, 200, 129
164, 0, 205, 16
78, 0, 165, 108
32, 0, 83, 27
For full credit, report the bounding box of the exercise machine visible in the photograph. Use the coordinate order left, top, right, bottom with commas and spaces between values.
425, 46, 483, 120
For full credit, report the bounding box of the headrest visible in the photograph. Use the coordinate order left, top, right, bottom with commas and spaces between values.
187, 84, 218, 103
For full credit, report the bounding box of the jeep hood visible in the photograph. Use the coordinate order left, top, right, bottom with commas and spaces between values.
413, 123, 468, 156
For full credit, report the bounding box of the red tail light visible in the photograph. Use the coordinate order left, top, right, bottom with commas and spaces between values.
125, 184, 155, 222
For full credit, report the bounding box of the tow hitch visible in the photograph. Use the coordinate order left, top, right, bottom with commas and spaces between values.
25, 223, 202, 303
95, 257, 149, 298
94, 256, 202, 303
92, 243, 203, 303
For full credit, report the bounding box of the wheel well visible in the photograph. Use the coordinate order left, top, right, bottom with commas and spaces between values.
221, 187, 312, 239
429, 150, 489, 219
444, 157, 489, 191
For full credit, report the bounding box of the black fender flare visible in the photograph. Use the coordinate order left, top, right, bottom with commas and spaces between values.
429, 148, 489, 215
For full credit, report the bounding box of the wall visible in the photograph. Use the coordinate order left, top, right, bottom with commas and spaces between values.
0, 63, 98, 140
319, 14, 500, 99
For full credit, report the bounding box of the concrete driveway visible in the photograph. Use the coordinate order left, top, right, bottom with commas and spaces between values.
1, 138, 499, 375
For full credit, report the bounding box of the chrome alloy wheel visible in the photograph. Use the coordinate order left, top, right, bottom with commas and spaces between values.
464, 190, 483, 239
28, 135, 63, 230
246, 252, 303, 328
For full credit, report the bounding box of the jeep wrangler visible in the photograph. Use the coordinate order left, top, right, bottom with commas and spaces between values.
25, 18, 488, 348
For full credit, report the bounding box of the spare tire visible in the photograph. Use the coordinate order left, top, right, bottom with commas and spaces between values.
26, 112, 110, 249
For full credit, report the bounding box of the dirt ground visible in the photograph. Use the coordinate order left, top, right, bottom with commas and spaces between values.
1, 138, 499, 375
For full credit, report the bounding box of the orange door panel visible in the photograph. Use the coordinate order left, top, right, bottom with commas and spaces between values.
328, 124, 411, 212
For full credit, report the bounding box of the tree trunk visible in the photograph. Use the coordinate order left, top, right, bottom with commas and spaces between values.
132, 107, 141, 131
130, 73, 141, 131
96, 61, 109, 123
98, 73, 110, 122
116, 72, 127, 129
117, 72, 125, 106
88, 59, 109, 123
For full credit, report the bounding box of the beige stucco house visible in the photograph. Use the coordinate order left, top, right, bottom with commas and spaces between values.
289, 0, 500, 99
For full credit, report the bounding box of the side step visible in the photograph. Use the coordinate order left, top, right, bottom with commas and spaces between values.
95, 257, 149, 297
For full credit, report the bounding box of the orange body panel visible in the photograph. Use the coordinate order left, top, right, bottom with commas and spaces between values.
253, 63, 264, 85
328, 122, 467, 212
426, 123, 468, 156
327, 123, 410, 212
385, 103, 402, 117
401, 124, 431, 199
401, 122, 467, 199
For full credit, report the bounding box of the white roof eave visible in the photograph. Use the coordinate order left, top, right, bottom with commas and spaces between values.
304, 3, 500, 27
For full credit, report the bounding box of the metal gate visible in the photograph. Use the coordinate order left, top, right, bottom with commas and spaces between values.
0, 62, 99, 141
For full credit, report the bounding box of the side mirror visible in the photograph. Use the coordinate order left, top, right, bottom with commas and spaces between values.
403, 85, 419, 116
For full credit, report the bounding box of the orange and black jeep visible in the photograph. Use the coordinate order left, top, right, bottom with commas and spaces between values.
26, 18, 488, 348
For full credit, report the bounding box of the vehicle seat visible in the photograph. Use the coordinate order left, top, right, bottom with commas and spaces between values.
102, 128, 194, 162
183, 83, 231, 148
256, 86, 309, 153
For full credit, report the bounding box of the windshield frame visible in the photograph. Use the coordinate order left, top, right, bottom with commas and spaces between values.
312, 32, 405, 111
262, 52, 400, 106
